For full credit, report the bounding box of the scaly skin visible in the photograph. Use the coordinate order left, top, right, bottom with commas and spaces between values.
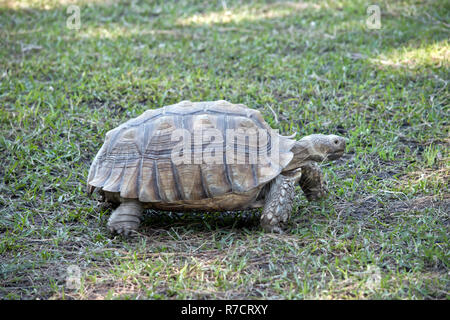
107, 199, 143, 236
298, 162, 328, 201
260, 173, 299, 233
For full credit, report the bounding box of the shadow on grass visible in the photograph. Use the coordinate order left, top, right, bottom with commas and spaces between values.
140, 209, 261, 232
2, 0, 447, 71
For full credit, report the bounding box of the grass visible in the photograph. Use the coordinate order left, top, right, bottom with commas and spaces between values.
0, 0, 448, 299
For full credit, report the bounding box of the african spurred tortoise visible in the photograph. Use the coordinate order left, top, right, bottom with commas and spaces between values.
87, 100, 345, 235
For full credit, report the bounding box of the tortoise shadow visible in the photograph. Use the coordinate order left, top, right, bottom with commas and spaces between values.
139, 209, 262, 232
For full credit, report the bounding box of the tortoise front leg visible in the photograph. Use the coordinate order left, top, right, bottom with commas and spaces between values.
261, 173, 300, 233
107, 199, 143, 236
298, 162, 328, 201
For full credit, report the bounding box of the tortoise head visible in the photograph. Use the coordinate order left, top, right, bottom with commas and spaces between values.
299, 134, 346, 161
284, 134, 346, 171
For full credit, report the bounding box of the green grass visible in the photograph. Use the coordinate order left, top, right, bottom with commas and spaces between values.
0, 0, 449, 299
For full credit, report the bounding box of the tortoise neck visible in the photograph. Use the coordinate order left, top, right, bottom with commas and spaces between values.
284, 138, 325, 171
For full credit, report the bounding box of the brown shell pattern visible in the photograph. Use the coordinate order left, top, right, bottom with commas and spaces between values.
87, 100, 295, 202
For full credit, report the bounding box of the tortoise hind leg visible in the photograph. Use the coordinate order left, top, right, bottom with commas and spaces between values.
107, 199, 143, 236
260, 172, 300, 233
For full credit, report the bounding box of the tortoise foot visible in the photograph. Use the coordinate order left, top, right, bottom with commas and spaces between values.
261, 224, 285, 234
107, 200, 143, 236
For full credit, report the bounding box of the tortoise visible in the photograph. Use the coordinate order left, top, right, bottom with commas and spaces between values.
87, 100, 345, 235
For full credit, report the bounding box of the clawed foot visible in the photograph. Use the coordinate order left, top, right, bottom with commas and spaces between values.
300, 163, 328, 202
304, 185, 328, 201
107, 200, 143, 237
107, 220, 139, 236
261, 224, 286, 234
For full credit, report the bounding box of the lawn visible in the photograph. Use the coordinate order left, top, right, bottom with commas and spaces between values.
0, 0, 448, 299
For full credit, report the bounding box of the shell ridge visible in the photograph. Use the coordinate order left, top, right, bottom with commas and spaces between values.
251, 164, 258, 187
198, 165, 211, 198
136, 154, 143, 198
171, 161, 184, 200
102, 159, 125, 192
153, 159, 163, 201
109, 109, 263, 131
106, 127, 125, 156
98, 156, 116, 188
222, 114, 233, 190
117, 144, 129, 196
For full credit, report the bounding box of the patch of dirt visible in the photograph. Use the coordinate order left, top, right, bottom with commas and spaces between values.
335, 194, 449, 221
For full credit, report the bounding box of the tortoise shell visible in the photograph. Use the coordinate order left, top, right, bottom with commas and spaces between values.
87, 100, 295, 206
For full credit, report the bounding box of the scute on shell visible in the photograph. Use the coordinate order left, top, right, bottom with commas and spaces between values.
87, 100, 295, 203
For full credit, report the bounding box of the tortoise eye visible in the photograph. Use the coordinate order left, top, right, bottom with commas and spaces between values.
334, 139, 339, 145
